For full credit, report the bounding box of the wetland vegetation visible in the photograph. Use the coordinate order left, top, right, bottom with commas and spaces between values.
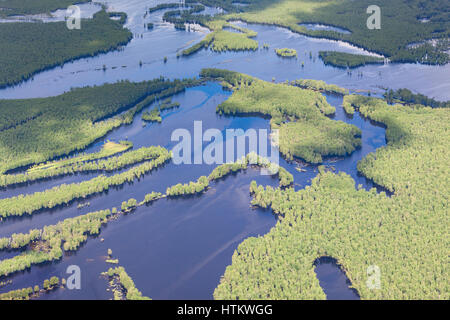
215, 96, 449, 300
222, 0, 450, 65
181, 19, 259, 55
142, 108, 162, 123
202, 68, 361, 163
0, 276, 60, 300
0, 153, 288, 279
157, 0, 450, 65
0, 0, 448, 302
0, 78, 198, 174
0, 208, 112, 277
291, 79, 348, 95
104, 266, 150, 300
384, 88, 450, 108
0, 146, 171, 219
0, 141, 133, 187
318, 51, 384, 68
0, 10, 132, 88
275, 48, 297, 58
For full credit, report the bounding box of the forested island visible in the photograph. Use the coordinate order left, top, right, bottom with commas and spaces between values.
215, 95, 449, 300
0, 10, 132, 88
0, 146, 171, 219
0, 276, 61, 300
1, 0, 447, 90
104, 266, 150, 300
0, 141, 132, 187
151, 0, 450, 65
275, 48, 297, 58
384, 88, 450, 108
0, 77, 200, 174
0, 0, 448, 302
318, 51, 384, 68
0, 153, 290, 280
1, 70, 446, 299
291, 79, 349, 95
181, 19, 259, 55
202, 68, 361, 163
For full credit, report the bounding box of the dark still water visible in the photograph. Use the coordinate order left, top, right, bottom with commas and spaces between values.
11, 168, 278, 300
0, 81, 388, 299
1, 0, 449, 101
0, 0, 441, 300
314, 257, 360, 300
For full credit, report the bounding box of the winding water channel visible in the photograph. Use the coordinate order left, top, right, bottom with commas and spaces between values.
0, 0, 447, 300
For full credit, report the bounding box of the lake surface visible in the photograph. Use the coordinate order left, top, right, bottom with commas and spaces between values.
1, 0, 449, 101
314, 257, 360, 300
0, 0, 445, 300
0, 80, 386, 299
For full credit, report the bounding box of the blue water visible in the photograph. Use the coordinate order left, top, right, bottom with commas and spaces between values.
0, 80, 386, 299
0, 1, 448, 101
299, 23, 352, 35
314, 257, 360, 300
0, 0, 442, 300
